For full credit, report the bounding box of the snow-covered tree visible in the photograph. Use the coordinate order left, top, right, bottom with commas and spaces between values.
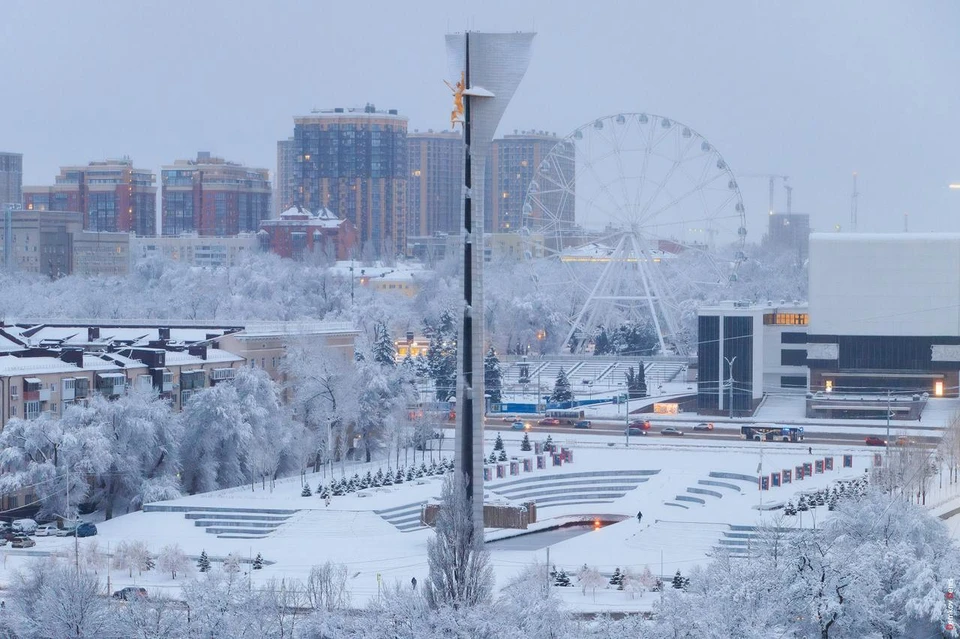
158, 544, 190, 580
494, 433, 504, 451
520, 433, 532, 452
625, 364, 647, 399
197, 550, 211, 573
483, 347, 503, 404
301, 484, 313, 497
373, 321, 396, 366
425, 473, 494, 609
252, 553, 264, 570
550, 368, 572, 403
426, 310, 457, 401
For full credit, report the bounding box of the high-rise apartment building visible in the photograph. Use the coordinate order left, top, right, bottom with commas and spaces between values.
23, 158, 157, 236
276, 138, 298, 217
406, 130, 463, 241
161, 152, 271, 236
0, 152, 22, 211
485, 130, 571, 233
284, 105, 407, 258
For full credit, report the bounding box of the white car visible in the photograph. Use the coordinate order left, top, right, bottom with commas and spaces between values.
12, 519, 37, 534
34, 524, 58, 537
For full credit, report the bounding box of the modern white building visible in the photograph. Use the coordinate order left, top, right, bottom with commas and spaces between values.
696, 300, 809, 416
807, 232, 960, 397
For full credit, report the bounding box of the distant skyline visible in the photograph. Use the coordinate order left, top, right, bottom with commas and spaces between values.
2, 0, 958, 238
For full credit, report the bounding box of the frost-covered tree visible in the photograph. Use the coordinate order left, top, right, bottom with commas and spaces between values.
373, 321, 396, 366
494, 433, 504, 451
426, 310, 458, 401
425, 473, 494, 609
158, 544, 189, 580
625, 364, 647, 399
520, 433, 531, 452
483, 347, 503, 404
550, 368, 572, 403
197, 550, 211, 573
252, 553, 264, 570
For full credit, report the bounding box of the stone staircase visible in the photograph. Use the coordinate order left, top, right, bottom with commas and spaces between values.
374, 502, 429, 533
142, 504, 297, 539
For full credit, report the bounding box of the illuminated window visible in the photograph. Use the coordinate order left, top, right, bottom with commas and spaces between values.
763, 313, 809, 326
936, 380, 944, 397
825, 380, 833, 393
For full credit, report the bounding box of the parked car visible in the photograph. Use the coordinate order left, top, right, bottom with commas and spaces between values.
12, 519, 37, 534
34, 524, 58, 537
538, 418, 561, 426
75, 523, 98, 538
573, 420, 591, 429
628, 420, 651, 431
895, 436, 912, 446
693, 422, 714, 431
10, 536, 35, 549
625, 427, 648, 437
660, 427, 684, 436
0, 522, 10, 533
113, 587, 148, 601
865, 436, 886, 446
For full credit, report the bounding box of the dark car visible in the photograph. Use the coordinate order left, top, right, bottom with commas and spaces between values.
573, 420, 591, 429
113, 587, 147, 601
693, 422, 714, 431
628, 420, 651, 431
75, 523, 97, 538
660, 427, 684, 436
538, 418, 561, 426
625, 427, 647, 437
865, 436, 886, 446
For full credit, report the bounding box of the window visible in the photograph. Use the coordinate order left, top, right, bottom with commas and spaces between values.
9, 385, 16, 397
9, 405, 15, 417
781, 332, 807, 344
781, 376, 807, 389
763, 313, 809, 326
781, 350, 807, 366
7, 496, 17, 509
50, 403, 57, 413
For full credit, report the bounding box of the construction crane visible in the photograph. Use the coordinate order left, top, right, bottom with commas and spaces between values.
739, 174, 790, 215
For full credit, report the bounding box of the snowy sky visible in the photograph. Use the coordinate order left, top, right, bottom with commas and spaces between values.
2, 0, 959, 236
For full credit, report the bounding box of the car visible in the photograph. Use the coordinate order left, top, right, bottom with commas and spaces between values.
12, 519, 37, 535
10, 536, 35, 549
625, 427, 647, 437
113, 587, 148, 601
75, 523, 98, 538
628, 420, 651, 431
895, 436, 912, 446
660, 427, 684, 436
538, 418, 561, 426
573, 420, 591, 429
511, 420, 530, 431
0, 522, 10, 533
34, 524, 58, 537
865, 436, 886, 446
693, 422, 714, 431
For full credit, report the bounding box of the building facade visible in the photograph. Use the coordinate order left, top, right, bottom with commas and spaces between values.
131, 233, 258, 268
284, 105, 407, 258
276, 138, 298, 217
0, 210, 82, 276
0, 152, 22, 211
485, 130, 570, 233
161, 152, 271, 236
23, 158, 157, 236
406, 130, 463, 241
807, 232, 960, 397
766, 212, 810, 261
697, 301, 809, 415
258, 206, 357, 261
71, 231, 131, 276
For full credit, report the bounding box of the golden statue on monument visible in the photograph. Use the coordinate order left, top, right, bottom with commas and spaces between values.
444, 72, 466, 129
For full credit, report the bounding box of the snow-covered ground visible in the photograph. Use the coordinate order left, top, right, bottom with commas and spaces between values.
2, 432, 939, 613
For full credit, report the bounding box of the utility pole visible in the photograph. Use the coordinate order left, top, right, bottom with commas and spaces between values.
546, 546, 550, 590
724, 356, 737, 419
886, 389, 892, 492
625, 377, 630, 447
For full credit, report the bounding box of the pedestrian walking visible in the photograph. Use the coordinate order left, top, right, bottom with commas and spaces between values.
411, 577, 417, 589
636, 510, 643, 524
324, 495, 331, 507
808, 446, 812, 455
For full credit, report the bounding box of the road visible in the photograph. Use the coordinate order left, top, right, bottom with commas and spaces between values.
483, 417, 941, 447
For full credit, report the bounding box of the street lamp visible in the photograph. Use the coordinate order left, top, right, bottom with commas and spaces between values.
724, 356, 737, 419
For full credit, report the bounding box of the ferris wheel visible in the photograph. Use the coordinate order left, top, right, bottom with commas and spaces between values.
522, 113, 747, 355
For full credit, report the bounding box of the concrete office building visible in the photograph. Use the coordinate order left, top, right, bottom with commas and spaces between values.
0, 209, 82, 276
406, 130, 463, 240
131, 233, 258, 268
0, 152, 22, 211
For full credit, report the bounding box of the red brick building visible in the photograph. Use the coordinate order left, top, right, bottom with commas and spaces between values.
161, 152, 271, 236
23, 158, 156, 236
258, 206, 357, 260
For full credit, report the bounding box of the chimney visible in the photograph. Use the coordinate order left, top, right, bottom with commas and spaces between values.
188, 344, 208, 360
159, 327, 170, 341
87, 327, 100, 341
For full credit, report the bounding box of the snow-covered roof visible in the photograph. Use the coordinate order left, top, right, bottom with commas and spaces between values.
0, 356, 81, 377
327, 262, 425, 282
233, 321, 357, 338
265, 206, 344, 230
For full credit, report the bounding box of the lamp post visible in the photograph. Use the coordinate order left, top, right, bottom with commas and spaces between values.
724, 356, 737, 419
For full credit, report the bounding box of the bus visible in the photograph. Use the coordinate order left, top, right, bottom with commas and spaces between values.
741, 424, 804, 442
545, 409, 586, 425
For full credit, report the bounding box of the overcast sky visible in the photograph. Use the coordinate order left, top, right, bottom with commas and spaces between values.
2, 0, 958, 236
